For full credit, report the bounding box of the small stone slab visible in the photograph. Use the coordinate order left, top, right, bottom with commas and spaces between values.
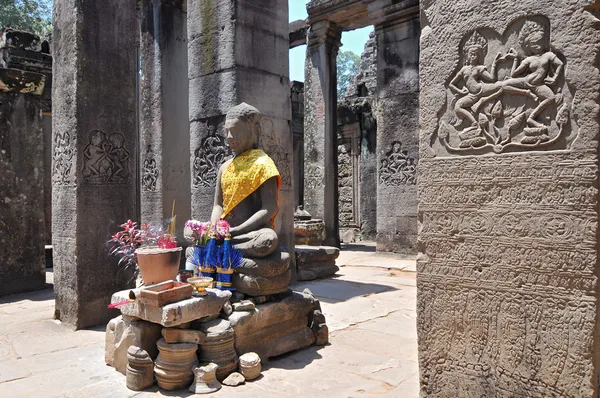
222, 372, 245, 387
111, 288, 231, 327
162, 328, 206, 344
232, 300, 256, 312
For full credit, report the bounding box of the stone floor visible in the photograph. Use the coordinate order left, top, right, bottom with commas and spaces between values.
0, 243, 418, 397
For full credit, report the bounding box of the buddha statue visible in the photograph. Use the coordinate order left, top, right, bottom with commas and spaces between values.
186, 103, 290, 296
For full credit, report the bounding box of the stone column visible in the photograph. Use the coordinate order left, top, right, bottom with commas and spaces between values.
291, 81, 305, 208
139, 0, 190, 238
53, 0, 138, 328
419, 2, 600, 396
188, 0, 294, 276
374, 15, 420, 253
0, 69, 46, 296
303, 20, 342, 247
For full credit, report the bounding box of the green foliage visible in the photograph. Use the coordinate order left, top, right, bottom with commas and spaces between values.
337, 50, 360, 98
0, 0, 52, 37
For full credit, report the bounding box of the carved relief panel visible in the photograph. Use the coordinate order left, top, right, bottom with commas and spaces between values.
141, 146, 159, 192
192, 125, 231, 188
434, 16, 575, 156
82, 129, 131, 184
379, 141, 416, 186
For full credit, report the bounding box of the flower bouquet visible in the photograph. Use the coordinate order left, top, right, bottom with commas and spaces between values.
184, 219, 243, 291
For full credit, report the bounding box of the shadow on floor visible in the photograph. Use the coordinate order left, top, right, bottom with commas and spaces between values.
266, 344, 325, 370
0, 284, 54, 304
340, 243, 377, 253
292, 276, 397, 304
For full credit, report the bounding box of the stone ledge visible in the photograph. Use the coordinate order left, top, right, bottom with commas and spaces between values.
0, 68, 45, 95
111, 288, 231, 327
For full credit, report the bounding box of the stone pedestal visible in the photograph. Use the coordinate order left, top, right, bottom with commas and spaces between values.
195, 318, 238, 381
111, 288, 231, 327
52, 0, 139, 328
139, 0, 190, 238
105, 315, 162, 375
0, 68, 46, 296
418, 2, 600, 396
374, 13, 420, 254
154, 338, 199, 390
233, 249, 291, 296
303, 20, 342, 247
295, 245, 339, 281
226, 291, 317, 361
126, 346, 154, 391
294, 219, 325, 246
187, 0, 295, 280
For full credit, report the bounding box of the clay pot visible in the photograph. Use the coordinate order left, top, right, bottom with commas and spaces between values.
136, 246, 182, 285
154, 338, 198, 390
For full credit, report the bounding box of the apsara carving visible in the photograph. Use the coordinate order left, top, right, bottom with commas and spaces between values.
142, 146, 159, 192
193, 125, 231, 188
379, 141, 417, 186
82, 129, 131, 184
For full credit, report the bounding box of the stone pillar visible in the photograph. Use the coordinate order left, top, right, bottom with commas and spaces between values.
139, 0, 190, 238
303, 20, 342, 247
188, 0, 294, 275
53, 0, 138, 328
0, 68, 46, 296
291, 81, 304, 208
0, 28, 53, 248
374, 15, 420, 253
418, 2, 600, 396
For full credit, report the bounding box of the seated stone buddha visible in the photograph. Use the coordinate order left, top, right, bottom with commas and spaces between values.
186, 103, 290, 296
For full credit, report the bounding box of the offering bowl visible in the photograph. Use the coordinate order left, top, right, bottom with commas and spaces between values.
187, 276, 213, 296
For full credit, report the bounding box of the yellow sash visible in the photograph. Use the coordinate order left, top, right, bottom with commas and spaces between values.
221, 149, 281, 226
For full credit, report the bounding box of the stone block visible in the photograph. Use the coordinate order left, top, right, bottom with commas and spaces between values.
111, 288, 231, 327
295, 245, 340, 281
188, 71, 237, 121
233, 269, 291, 296
232, 300, 256, 312
104, 315, 162, 375
294, 219, 325, 246
195, 318, 238, 381
237, 250, 290, 277
161, 328, 206, 345
227, 291, 316, 360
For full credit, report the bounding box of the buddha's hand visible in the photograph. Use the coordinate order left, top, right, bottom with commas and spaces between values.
228, 226, 241, 236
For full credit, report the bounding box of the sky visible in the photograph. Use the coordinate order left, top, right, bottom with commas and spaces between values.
289, 1, 373, 82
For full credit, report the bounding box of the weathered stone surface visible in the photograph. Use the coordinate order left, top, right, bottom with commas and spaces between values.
0, 81, 45, 296
222, 300, 233, 316
295, 245, 339, 281
104, 315, 162, 375
289, 19, 308, 49
237, 250, 290, 277
294, 218, 325, 246
233, 269, 291, 297
189, 363, 222, 394
418, 1, 600, 396
232, 300, 256, 312
195, 318, 238, 381
0, 68, 45, 94
125, 346, 154, 391
222, 372, 245, 386
139, 0, 190, 239
303, 20, 342, 247
111, 288, 231, 327
52, 0, 138, 328
227, 291, 316, 360
154, 338, 198, 390
291, 83, 305, 208
238, 352, 261, 381
161, 328, 206, 345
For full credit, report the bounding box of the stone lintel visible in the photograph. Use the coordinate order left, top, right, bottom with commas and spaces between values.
0, 28, 42, 52
369, 0, 419, 29
111, 288, 231, 327
289, 19, 308, 49
0, 68, 45, 95
307, 20, 342, 51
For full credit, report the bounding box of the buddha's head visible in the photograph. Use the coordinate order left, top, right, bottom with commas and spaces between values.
225, 103, 262, 154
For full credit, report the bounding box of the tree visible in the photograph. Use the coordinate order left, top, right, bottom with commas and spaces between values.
0, 0, 52, 37
337, 50, 360, 98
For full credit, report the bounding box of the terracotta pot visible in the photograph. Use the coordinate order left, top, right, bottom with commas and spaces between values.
135, 246, 182, 285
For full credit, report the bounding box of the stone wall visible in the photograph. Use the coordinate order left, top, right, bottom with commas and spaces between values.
0, 68, 46, 296
418, 1, 600, 396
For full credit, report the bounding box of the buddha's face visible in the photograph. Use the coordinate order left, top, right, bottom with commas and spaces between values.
225, 117, 256, 154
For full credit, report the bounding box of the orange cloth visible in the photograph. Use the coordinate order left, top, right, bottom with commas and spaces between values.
221, 149, 281, 227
